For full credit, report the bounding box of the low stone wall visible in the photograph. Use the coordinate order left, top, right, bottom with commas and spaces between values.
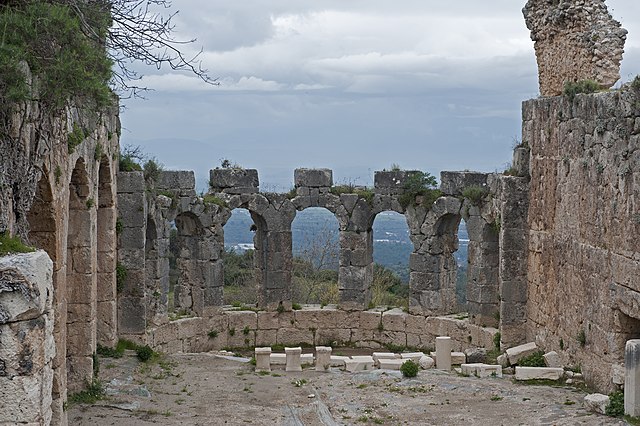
0, 251, 54, 426
146, 307, 498, 355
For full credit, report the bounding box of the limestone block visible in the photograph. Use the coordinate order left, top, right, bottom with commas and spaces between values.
315, 328, 351, 347
209, 168, 259, 191
400, 352, 425, 362
625, 340, 640, 416
294, 168, 332, 188
382, 308, 406, 332
372, 352, 398, 365
419, 356, 435, 369
315, 346, 332, 372
584, 393, 610, 415
0, 251, 53, 323
461, 363, 503, 378
116, 193, 146, 227
435, 336, 452, 370
344, 356, 374, 372
255, 329, 277, 347
497, 354, 509, 367
156, 171, 195, 190
0, 374, 52, 425
379, 359, 406, 370
285, 347, 302, 372
226, 310, 257, 333
117, 171, 145, 193
465, 348, 487, 364
254, 347, 271, 372
330, 355, 349, 367
439, 171, 489, 197
506, 342, 538, 365
276, 328, 313, 346
514, 367, 564, 381
612, 363, 625, 385
270, 353, 286, 365
543, 351, 562, 368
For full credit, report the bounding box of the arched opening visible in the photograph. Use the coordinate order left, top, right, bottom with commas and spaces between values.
455, 219, 469, 311
66, 158, 96, 392
27, 168, 56, 261
291, 207, 339, 305
146, 215, 170, 324
371, 211, 410, 309
96, 156, 117, 346
222, 208, 258, 306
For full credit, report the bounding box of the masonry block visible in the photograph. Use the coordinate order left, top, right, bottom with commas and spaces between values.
294, 168, 332, 188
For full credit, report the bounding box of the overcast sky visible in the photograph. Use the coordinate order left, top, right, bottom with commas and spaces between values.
119, 1, 640, 192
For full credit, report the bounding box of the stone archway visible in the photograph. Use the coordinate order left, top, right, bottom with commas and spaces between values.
66, 158, 97, 392
96, 156, 117, 346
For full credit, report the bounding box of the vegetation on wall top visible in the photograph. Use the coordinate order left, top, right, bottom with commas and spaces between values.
398, 171, 441, 209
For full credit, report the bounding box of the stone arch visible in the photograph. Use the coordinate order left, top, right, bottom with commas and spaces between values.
96, 156, 117, 346
27, 167, 57, 262
66, 158, 97, 392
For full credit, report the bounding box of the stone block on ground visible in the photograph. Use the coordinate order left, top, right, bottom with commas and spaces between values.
584, 393, 610, 415
543, 351, 562, 368
514, 367, 564, 381
315, 346, 332, 372
461, 363, 503, 378
400, 352, 425, 362
330, 355, 349, 367
372, 352, 398, 365
419, 356, 435, 369
254, 347, 271, 372
465, 347, 487, 364
506, 342, 538, 365
379, 359, 406, 370
270, 353, 286, 365
344, 356, 374, 372
435, 336, 452, 370
285, 347, 302, 372
497, 353, 509, 367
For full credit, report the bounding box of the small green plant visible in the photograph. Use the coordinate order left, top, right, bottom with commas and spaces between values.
517, 351, 545, 367
203, 194, 228, 208
229, 328, 236, 336
606, 391, 624, 417
563, 79, 600, 101
400, 360, 419, 378
503, 166, 519, 176
559, 338, 564, 350
67, 379, 104, 406
377, 322, 384, 332
0, 232, 35, 256
208, 330, 218, 339
136, 345, 155, 362
116, 262, 127, 293
398, 171, 441, 209
119, 146, 144, 172
577, 330, 586, 347
143, 158, 163, 182
490, 395, 503, 401
491, 216, 501, 234
92, 351, 100, 377
54, 166, 62, 185
631, 75, 640, 91
115, 218, 123, 235
86, 197, 95, 209
329, 185, 375, 205
67, 124, 86, 154
94, 142, 103, 161
462, 186, 488, 205
292, 303, 302, 310
96, 344, 123, 359
242, 326, 250, 335
493, 332, 501, 350
276, 303, 286, 314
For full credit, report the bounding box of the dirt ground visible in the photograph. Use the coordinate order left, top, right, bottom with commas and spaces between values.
68, 350, 627, 426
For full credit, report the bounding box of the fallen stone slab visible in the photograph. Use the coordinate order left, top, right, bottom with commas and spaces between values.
461, 363, 503, 378
506, 342, 538, 365
400, 352, 424, 362
344, 356, 374, 372
497, 354, 509, 367
430, 351, 466, 365
270, 353, 286, 365
378, 359, 406, 370
543, 351, 562, 368
584, 393, 610, 415
330, 355, 349, 367
515, 367, 564, 381
372, 352, 398, 365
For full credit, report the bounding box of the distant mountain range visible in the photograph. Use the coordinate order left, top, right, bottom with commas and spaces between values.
224, 208, 468, 284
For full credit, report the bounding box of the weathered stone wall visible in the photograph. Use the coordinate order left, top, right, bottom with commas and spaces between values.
523, 0, 627, 96
524, 86, 640, 391
146, 307, 498, 356
0, 251, 54, 425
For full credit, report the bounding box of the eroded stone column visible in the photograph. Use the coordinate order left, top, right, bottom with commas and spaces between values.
285, 347, 302, 372
625, 340, 640, 417
316, 346, 332, 372
435, 336, 452, 371
255, 347, 271, 372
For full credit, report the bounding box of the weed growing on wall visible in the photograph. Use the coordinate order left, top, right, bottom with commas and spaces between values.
398, 171, 441, 209
563, 80, 600, 102
0, 232, 35, 256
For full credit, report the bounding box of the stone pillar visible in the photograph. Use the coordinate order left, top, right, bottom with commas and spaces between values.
116, 172, 147, 339
255, 347, 272, 372
316, 346, 332, 372
0, 252, 55, 426
498, 176, 530, 347
435, 336, 452, 371
338, 227, 373, 310
285, 347, 302, 372
625, 340, 640, 417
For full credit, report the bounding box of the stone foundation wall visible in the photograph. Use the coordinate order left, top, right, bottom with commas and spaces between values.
524, 86, 640, 392
146, 308, 497, 356
0, 251, 54, 425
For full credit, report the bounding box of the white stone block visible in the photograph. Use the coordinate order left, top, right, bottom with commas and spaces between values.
497, 353, 509, 367
315, 346, 332, 372
515, 366, 564, 381
461, 363, 503, 378
401, 352, 424, 362
419, 356, 434, 370
0, 251, 53, 322
452, 352, 466, 365
612, 363, 625, 385
584, 393, 610, 415
625, 339, 640, 416
344, 356, 374, 372
435, 336, 452, 371
270, 353, 286, 365
372, 352, 397, 365
506, 342, 538, 365
330, 355, 349, 367
543, 351, 562, 368
254, 347, 271, 372
379, 359, 406, 370
285, 347, 302, 372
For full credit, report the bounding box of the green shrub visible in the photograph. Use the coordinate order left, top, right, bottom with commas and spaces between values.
143, 159, 163, 182
563, 79, 600, 101
606, 391, 624, 417
517, 351, 545, 367
136, 345, 154, 362
400, 360, 419, 378
67, 124, 86, 154
0, 232, 35, 256
208, 330, 218, 339
329, 185, 375, 205
398, 171, 441, 209
292, 303, 302, 310
115, 263, 127, 293
96, 343, 124, 359
462, 186, 488, 205
578, 330, 586, 347
67, 379, 104, 406
493, 332, 501, 350
631, 75, 640, 91
203, 194, 228, 208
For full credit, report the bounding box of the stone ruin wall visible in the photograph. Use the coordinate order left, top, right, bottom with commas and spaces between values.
523, 0, 627, 96
0, 79, 120, 425
524, 85, 640, 392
